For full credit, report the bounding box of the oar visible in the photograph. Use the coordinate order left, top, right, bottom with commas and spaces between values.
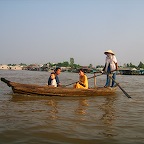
65, 73, 102, 87
108, 74, 131, 98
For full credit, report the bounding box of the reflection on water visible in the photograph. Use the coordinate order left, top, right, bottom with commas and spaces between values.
0, 70, 144, 144
100, 97, 116, 125
47, 99, 58, 120
75, 99, 89, 115
99, 97, 118, 138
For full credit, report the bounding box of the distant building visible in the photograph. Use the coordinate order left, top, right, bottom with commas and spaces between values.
60, 67, 72, 72
0, 65, 9, 70
9, 65, 23, 70
40, 64, 49, 71
81, 66, 92, 73
137, 69, 144, 75
95, 67, 103, 73
25, 64, 40, 71
119, 67, 138, 75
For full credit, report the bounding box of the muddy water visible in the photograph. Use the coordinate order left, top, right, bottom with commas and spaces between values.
0, 70, 144, 144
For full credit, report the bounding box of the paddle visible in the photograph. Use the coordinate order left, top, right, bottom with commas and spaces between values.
108, 74, 131, 98
64, 73, 103, 87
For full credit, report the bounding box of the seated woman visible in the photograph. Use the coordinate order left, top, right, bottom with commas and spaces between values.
73, 69, 88, 89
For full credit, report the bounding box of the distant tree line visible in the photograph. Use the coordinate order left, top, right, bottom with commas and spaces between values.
50, 62, 81, 69
6, 60, 144, 69
7, 63, 27, 66
42, 58, 81, 69
124, 61, 144, 69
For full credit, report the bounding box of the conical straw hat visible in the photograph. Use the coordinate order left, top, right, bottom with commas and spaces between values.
104, 50, 115, 55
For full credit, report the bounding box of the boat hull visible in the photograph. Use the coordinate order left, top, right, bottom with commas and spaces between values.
1, 78, 117, 97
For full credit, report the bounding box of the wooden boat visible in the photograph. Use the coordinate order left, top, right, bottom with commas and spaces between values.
1, 77, 117, 97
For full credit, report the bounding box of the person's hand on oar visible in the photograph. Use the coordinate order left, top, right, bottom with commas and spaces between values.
101, 70, 104, 74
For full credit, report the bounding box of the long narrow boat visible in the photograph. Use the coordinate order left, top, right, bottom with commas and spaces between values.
1, 78, 117, 97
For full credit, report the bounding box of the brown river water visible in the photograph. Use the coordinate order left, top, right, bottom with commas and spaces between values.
0, 70, 144, 144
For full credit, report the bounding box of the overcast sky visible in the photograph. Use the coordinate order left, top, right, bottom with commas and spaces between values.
0, 0, 144, 66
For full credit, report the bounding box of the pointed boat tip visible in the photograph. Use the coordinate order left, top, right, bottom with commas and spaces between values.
1, 77, 6, 82
1, 77, 11, 87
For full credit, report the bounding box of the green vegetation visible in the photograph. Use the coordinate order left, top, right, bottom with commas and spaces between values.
125, 61, 144, 69
7, 63, 27, 66
138, 61, 144, 69
4, 59, 144, 69
70, 58, 74, 68
7, 64, 16, 66
48, 60, 81, 69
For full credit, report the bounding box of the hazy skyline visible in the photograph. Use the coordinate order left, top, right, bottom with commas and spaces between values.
0, 0, 144, 66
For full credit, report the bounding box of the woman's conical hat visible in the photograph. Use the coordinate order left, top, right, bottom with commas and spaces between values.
104, 50, 115, 55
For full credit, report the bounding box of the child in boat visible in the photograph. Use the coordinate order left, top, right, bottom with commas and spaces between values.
48, 67, 61, 87
49, 72, 57, 87
73, 69, 88, 89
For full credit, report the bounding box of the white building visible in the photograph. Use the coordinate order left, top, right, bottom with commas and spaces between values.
10, 65, 23, 70
0, 65, 9, 70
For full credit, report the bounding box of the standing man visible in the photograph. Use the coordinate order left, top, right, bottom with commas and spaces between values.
102, 50, 118, 87
48, 67, 61, 87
